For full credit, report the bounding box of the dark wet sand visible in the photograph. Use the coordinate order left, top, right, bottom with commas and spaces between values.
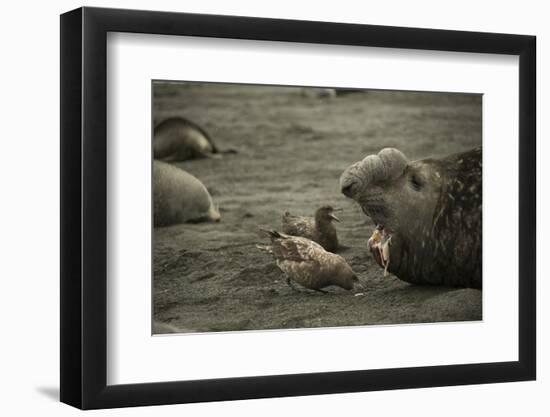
153, 83, 482, 334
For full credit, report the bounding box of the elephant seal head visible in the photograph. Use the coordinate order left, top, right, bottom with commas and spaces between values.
340, 147, 482, 288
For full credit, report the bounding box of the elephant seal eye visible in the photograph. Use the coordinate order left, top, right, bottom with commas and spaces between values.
410, 174, 423, 191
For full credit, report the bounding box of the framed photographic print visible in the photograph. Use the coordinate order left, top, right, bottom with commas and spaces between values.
60, 6, 536, 410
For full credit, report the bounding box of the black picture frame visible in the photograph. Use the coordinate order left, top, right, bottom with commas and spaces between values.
60, 6, 536, 410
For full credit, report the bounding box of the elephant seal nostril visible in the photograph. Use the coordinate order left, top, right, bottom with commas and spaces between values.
341, 182, 355, 197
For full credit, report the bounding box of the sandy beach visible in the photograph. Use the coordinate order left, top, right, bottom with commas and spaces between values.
153, 82, 482, 333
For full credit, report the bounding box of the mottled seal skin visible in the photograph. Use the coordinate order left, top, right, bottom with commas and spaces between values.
340, 147, 482, 288
153, 160, 220, 227
154, 117, 219, 161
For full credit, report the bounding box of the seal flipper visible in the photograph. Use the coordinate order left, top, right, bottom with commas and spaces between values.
200, 151, 222, 159
197, 148, 237, 159
208, 146, 238, 156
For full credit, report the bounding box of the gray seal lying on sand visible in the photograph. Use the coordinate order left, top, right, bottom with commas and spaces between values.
259, 230, 360, 294
282, 206, 341, 252
340, 147, 482, 288
153, 160, 220, 227
154, 117, 236, 161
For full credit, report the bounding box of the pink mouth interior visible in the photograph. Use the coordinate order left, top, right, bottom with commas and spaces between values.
368, 225, 393, 276
370, 225, 392, 244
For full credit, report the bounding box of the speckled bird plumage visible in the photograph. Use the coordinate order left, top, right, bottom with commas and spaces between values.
282, 206, 339, 252
260, 230, 358, 292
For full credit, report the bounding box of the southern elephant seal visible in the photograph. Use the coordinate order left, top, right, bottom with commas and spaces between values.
154, 117, 236, 161
153, 160, 220, 227
340, 147, 482, 288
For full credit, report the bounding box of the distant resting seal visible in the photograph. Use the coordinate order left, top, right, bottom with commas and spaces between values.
154, 117, 236, 161
340, 147, 482, 288
301, 88, 337, 99
153, 160, 220, 227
